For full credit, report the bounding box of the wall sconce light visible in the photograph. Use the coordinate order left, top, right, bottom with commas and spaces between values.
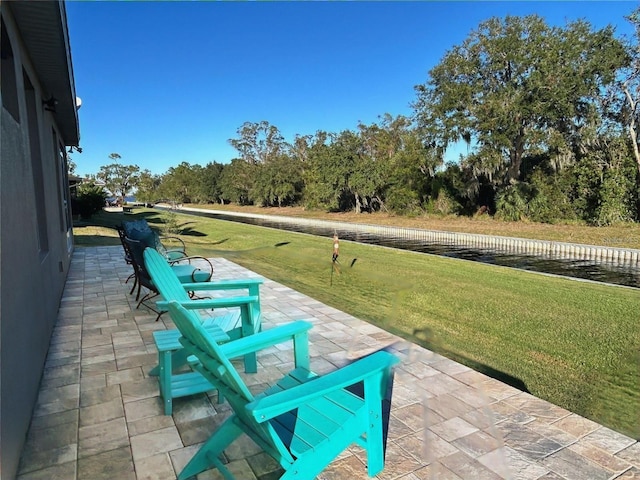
43, 96, 58, 112
67, 146, 82, 154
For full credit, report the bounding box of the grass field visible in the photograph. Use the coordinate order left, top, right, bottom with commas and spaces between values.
74, 208, 640, 439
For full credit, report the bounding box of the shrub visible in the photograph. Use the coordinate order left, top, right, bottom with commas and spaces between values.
527, 170, 576, 223
386, 187, 422, 215
73, 183, 106, 219
433, 189, 461, 215
594, 172, 635, 226
495, 183, 530, 221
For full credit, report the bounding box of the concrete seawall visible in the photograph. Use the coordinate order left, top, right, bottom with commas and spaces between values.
178, 207, 640, 268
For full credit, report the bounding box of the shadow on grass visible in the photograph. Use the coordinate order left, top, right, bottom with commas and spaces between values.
180, 227, 207, 237
412, 326, 530, 394
208, 238, 230, 246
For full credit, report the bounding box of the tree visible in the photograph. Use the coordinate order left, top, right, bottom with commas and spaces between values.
292, 134, 313, 164
386, 127, 438, 214
159, 162, 200, 203
197, 162, 226, 203
219, 159, 256, 205
67, 155, 77, 175
252, 154, 303, 207
356, 114, 437, 213
571, 133, 638, 225
620, 8, 640, 177
304, 131, 349, 211
135, 169, 161, 205
413, 15, 628, 190
96, 155, 140, 205
228, 121, 288, 164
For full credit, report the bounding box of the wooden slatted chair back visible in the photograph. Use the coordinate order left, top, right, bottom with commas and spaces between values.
166, 300, 293, 463
143, 248, 192, 303
125, 237, 157, 294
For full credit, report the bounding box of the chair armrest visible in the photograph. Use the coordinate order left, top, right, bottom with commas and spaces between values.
219, 320, 313, 359
247, 351, 399, 422
169, 256, 214, 281
169, 255, 211, 266
156, 295, 259, 311
164, 251, 189, 262
179, 278, 264, 293
160, 235, 186, 249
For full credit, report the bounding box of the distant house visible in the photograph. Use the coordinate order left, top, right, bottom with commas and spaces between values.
68, 173, 83, 192
1, 2, 80, 478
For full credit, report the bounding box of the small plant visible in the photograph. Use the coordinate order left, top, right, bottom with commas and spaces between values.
163, 211, 181, 234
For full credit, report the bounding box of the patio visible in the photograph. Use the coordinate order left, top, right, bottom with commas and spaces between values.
17, 246, 639, 480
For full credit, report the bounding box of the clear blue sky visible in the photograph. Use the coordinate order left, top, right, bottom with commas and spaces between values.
66, 1, 636, 177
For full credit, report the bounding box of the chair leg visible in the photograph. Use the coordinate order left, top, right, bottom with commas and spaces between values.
178, 415, 243, 480
129, 275, 137, 295
364, 371, 388, 477
158, 350, 173, 416
137, 292, 151, 309
149, 349, 191, 377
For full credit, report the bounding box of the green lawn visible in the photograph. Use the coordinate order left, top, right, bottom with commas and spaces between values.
75, 209, 640, 439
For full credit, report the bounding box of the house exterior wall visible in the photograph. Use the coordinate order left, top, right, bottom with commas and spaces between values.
1, 4, 78, 479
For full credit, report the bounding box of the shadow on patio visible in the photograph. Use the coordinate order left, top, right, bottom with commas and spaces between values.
17, 246, 639, 480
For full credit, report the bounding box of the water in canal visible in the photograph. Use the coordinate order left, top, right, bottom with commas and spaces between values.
167, 208, 640, 289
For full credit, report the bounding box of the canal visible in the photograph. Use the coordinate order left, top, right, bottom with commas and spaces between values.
163, 207, 640, 289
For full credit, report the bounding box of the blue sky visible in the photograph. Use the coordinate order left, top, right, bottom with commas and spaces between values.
66, 1, 637, 177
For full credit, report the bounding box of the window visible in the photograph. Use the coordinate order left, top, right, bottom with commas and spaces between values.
53, 130, 73, 253
24, 70, 49, 255
58, 140, 72, 237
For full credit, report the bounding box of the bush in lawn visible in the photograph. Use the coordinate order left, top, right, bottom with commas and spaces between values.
73, 183, 106, 219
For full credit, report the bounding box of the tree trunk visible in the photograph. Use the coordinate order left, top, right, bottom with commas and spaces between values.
507, 151, 521, 184
623, 84, 640, 177
507, 130, 526, 184
629, 123, 640, 176
354, 193, 361, 213
375, 196, 388, 212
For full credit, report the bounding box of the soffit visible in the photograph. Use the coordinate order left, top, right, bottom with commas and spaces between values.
9, 1, 79, 146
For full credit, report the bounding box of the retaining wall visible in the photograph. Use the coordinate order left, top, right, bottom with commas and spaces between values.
180, 207, 640, 268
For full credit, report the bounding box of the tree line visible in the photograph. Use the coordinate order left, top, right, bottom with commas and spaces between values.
90, 12, 640, 226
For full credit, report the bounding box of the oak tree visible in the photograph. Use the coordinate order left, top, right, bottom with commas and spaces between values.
413, 15, 628, 188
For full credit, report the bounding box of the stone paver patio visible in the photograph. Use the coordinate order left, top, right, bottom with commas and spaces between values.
17, 246, 639, 479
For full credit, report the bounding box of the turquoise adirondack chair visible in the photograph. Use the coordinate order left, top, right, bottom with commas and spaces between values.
165, 299, 400, 480
144, 247, 265, 414
125, 236, 216, 322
